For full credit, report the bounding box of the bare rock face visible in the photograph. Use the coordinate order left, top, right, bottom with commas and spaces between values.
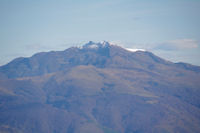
0, 41, 200, 133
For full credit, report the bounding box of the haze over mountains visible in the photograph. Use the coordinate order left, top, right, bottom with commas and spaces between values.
0, 41, 200, 133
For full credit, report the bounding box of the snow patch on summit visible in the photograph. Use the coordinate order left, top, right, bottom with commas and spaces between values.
125, 48, 146, 52
87, 44, 99, 49
82, 41, 110, 49
79, 41, 146, 52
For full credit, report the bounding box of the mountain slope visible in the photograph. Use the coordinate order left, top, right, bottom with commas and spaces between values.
1, 41, 193, 78
0, 41, 200, 133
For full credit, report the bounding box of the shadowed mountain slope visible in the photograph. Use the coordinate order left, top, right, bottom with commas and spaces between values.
0, 41, 200, 133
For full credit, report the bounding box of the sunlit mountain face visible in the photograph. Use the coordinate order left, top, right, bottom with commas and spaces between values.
0, 41, 200, 133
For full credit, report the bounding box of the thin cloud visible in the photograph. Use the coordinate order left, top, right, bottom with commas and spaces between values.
154, 39, 199, 51
168, 39, 198, 49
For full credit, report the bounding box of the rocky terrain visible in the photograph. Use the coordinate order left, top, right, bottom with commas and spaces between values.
0, 41, 200, 133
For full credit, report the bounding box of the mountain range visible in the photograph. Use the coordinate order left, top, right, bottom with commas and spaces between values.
0, 41, 200, 133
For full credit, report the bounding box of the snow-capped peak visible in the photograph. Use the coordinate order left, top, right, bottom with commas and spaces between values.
80, 41, 146, 52
82, 41, 110, 49
88, 44, 99, 49
100, 41, 110, 47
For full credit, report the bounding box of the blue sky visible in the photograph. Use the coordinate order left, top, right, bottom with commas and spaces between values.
0, 0, 200, 65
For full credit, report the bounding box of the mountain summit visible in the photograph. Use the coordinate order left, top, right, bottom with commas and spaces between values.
82, 41, 110, 49
0, 41, 200, 133
0, 41, 172, 78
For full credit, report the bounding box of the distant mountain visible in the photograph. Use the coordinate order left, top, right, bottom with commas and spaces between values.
0, 41, 200, 133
